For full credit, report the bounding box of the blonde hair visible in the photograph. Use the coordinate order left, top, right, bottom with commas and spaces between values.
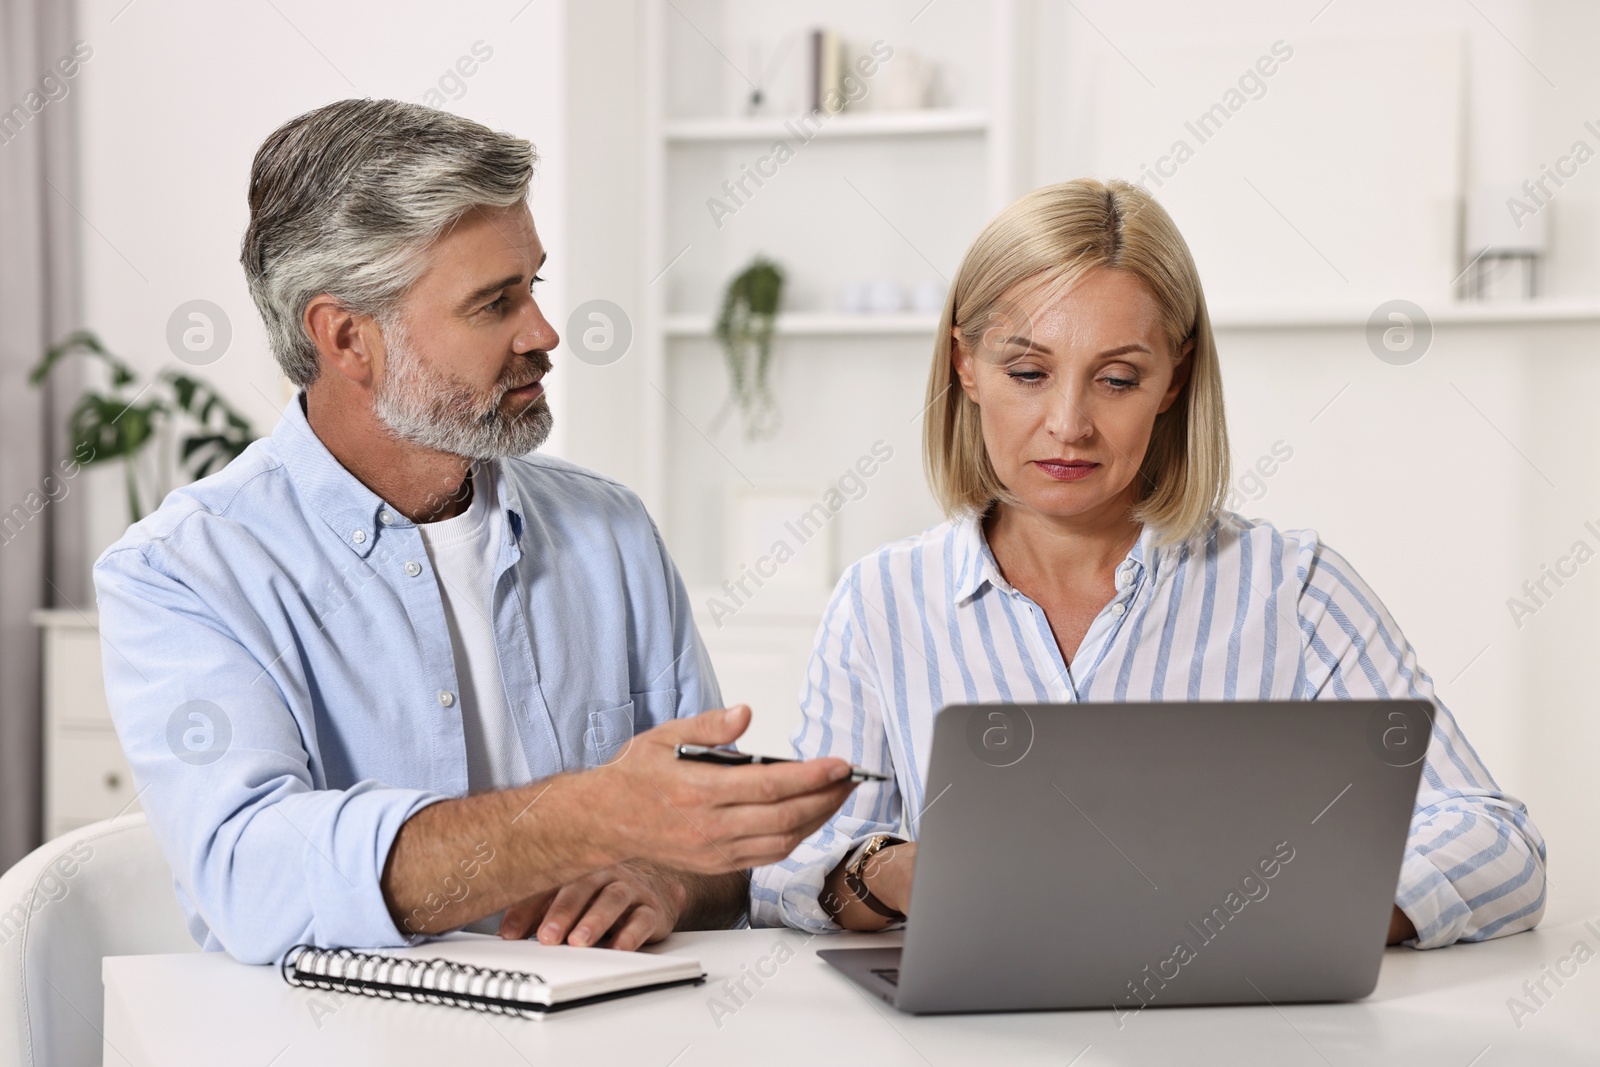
923, 178, 1229, 544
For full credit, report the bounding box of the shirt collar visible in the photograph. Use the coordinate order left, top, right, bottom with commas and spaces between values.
271, 391, 525, 558
949, 508, 1162, 605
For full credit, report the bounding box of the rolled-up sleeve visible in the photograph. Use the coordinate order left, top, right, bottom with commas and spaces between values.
1297, 540, 1547, 949
750, 565, 902, 930
95, 542, 447, 965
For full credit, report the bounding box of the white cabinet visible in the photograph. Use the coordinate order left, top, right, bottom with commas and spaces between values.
32, 609, 139, 839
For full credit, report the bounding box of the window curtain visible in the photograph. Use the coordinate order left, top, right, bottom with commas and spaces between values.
0, 0, 85, 870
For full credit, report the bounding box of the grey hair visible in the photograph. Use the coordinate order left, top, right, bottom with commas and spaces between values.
240, 98, 535, 387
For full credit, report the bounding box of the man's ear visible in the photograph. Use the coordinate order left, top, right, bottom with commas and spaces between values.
951, 329, 981, 404
304, 294, 385, 387
1158, 337, 1195, 415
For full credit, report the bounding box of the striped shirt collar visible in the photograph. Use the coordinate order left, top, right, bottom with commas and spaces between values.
949, 507, 1161, 605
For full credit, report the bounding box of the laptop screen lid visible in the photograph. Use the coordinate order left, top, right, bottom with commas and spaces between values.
893, 700, 1433, 1014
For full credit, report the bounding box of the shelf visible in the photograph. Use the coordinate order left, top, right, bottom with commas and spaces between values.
664, 312, 940, 338
662, 302, 1600, 341
663, 108, 989, 144
1210, 299, 1600, 330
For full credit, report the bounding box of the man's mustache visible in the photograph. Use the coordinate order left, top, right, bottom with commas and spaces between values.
501, 350, 552, 392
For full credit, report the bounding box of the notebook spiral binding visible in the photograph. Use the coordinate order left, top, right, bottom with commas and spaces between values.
282, 944, 549, 1019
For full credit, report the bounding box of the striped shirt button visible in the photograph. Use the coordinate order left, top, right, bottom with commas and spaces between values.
1111, 602, 1126, 617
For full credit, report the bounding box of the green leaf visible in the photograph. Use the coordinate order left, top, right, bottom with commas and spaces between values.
179, 434, 223, 462
41, 332, 259, 490
169, 374, 197, 410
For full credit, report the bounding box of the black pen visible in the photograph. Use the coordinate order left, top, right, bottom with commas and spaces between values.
675, 744, 889, 783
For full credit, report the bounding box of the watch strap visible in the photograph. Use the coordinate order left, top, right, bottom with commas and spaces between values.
843, 835, 907, 921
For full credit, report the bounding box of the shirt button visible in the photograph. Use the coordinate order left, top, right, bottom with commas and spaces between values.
379, 512, 394, 525
352, 530, 366, 544
1111, 602, 1127, 617
404, 560, 422, 577
438, 690, 455, 707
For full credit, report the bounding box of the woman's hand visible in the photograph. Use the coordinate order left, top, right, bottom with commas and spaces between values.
864, 842, 917, 915
1386, 904, 1417, 945
823, 841, 918, 930
498, 862, 687, 950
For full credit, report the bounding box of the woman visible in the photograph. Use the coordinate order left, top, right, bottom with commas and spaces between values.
749, 179, 1546, 949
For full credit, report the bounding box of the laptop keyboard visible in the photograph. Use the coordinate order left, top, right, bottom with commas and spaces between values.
870, 967, 900, 987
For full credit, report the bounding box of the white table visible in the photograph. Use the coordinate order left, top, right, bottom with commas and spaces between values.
103, 914, 1600, 1065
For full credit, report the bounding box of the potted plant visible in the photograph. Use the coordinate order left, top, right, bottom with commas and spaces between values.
713, 256, 785, 440
29, 330, 258, 524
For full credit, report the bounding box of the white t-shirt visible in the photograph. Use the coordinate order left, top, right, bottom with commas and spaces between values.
416, 461, 532, 794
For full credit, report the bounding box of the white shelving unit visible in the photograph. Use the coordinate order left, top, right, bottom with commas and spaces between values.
638, 0, 1018, 522
636, 1, 1019, 750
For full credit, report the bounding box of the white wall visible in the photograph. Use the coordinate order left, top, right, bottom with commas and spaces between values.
1024, 0, 1600, 910
72, 0, 568, 581
1525, 0, 1600, 296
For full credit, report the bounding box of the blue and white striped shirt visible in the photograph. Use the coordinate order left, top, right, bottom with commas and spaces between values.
750, 511, 1547, 949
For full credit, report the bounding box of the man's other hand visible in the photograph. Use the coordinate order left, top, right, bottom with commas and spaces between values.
497, 862, 685, 950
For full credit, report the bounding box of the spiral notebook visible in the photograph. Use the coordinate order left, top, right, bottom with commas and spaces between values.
281, 932, 705, 1019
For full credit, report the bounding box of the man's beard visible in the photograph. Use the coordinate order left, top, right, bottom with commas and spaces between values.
373, 318, 553, 460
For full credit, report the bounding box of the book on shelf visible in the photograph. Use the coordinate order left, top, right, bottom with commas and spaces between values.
810, 27, 845, 115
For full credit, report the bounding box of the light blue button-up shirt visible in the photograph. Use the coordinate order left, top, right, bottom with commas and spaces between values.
93, 393, 721, 964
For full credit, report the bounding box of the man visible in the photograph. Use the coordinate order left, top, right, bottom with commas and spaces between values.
93, 99, 857, 966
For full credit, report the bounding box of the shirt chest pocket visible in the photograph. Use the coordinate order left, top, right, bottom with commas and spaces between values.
580, 688, 679, 768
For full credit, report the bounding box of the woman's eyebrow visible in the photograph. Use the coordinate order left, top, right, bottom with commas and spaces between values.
993, 337, 1154, 360
995, 334, 1051, 354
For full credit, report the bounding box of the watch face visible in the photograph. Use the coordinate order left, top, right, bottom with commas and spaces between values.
845, 841, 871, 878
846, 848, 868, 877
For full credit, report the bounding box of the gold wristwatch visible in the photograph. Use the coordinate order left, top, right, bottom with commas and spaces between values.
843, 834, 906, 922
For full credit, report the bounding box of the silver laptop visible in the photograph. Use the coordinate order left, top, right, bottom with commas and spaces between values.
819, 700, 1433, 1015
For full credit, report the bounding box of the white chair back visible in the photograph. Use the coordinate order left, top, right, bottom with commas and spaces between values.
0, 814, 197, 1067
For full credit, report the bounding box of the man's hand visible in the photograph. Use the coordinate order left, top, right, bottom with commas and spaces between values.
573, 704, 859, 874
497, 863, 685, 950
383, 703, 856, 939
